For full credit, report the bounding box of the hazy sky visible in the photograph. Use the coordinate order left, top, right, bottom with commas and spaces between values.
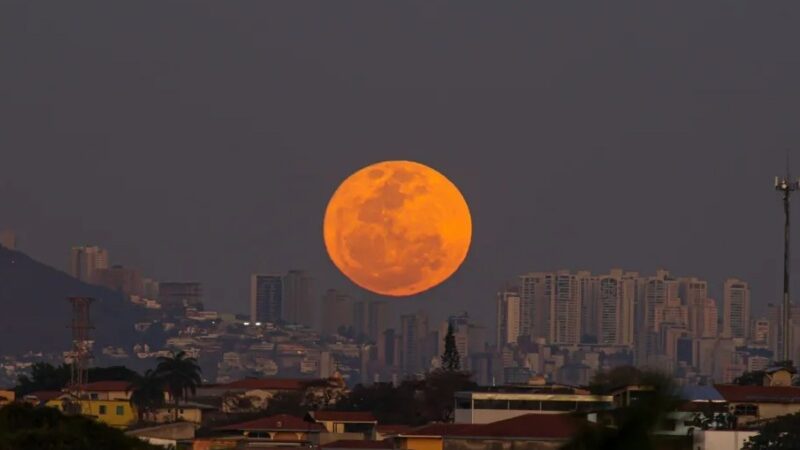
2, 2, 800, 325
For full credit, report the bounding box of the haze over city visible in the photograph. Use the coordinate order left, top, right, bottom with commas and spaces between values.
3, 3, 800, 449
2, 3, 800, 323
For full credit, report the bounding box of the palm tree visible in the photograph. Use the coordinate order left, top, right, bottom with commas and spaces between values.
155, 351, 202, 421
127, 369, 165, 423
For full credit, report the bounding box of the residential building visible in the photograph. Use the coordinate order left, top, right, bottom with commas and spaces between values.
596, 270, 635, 346
322, 289, 353, 336
723, 278, 750, 339
400, 311, 429, 375
454, 386, 612, 424
159, 281, 203, 313
94, 265, 143, 297
284, 269, 313, 326
250, 274, 282, 323
496, 288, 521, 346
69, 245, 109, 283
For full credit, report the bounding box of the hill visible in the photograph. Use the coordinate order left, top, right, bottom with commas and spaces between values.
0, 245, 145, 354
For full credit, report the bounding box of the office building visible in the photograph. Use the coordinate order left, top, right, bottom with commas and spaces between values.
160, 282, 203, 313
367, 300, 390, 342
69, 245, 109, 283
250, 275, 282, 323
723, 278, 750, 339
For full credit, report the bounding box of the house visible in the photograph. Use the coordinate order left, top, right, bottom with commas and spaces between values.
376, 424, 413, 440
44, 395, 137, 428
23, 390, 63, 406
147, 400, 217, 425
714, 384, 800, 426
691, 430, 759, 450
309, 411, 378, 438
763, 366, 795, 387
197, 377, 329, 413
454, 385, 613, 424
322, 440, 393, 450
215, 414, 324, 444
79, 380, 134, 401
394, 414, 579, 450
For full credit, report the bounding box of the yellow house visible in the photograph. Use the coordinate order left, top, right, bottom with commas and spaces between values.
46, 397, 137, 428
40, 380, 141, 428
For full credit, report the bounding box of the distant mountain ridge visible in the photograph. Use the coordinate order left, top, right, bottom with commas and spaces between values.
0, 245, 145, 354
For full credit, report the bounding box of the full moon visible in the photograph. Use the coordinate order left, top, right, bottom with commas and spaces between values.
323, 160, 472, 297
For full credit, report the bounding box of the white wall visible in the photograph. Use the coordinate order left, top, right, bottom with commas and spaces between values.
693, 430, 758, 450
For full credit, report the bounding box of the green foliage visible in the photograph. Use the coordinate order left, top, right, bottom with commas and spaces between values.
335, 369, 477, 425
441, 323, 461, 371
0, 403, 157, 450
743, 412, 800, 450
566, 368, 684, 450
127, 369, 165, 421
16, 363, 140, 396
155, 351, 202, 420
735, 370, 767, 386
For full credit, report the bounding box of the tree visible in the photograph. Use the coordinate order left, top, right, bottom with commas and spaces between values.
0, 403, 158, 450
155, 351, 202, 421
419, 369, 476, 422
441, 323, 460, 371
566, 369, 684, 450
15, 363, 70, 396
743, 412, 800, 450
127, 369, 165, 422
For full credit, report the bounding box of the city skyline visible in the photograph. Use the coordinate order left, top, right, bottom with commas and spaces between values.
3, 3, 800, 325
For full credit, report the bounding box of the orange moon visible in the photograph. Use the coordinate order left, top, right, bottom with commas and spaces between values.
323, 160, 472, 297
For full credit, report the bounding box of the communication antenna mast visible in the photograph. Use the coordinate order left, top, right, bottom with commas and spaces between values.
775, 156, 798, 363
67, 297, 95, 396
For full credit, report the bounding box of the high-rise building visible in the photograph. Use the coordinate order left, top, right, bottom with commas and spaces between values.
353, 300, 368, 338
283, 270, 313, 327
69, 246, 109, 283
400, 311, 429, 375
751, 318, 769, 345
550, 271, 582, 345
496, 288, 521, 347
0, 229, 16, 250
142, 278, 160, 299
700, 299, 719, 338
94, 265, 143, 297
596, 270, 635, 346
579, 271, 598, 342
250, 275, 282, 323
159, 282, 203, 313
519, 271, 582, 344
321, 289, 352, 336
367, 300, 390, 342
680, 277, 709, 337
723, 278, 750, 339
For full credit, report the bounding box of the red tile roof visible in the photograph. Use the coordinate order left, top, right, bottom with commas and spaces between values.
405, 414, 579, 440
376, 424, 414, 435
221, 378, 309, 391
216, 414, 324, 432
311, 411, 377, 422
25, 390, 64, 403
714, 384, 800, 404
80, 381, 134, 392
322, 440, 393, 449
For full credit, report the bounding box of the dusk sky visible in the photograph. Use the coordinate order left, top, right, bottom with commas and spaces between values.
2, 2, 800, 323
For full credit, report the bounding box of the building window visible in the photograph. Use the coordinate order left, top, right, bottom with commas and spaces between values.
116, 405, 124, 416
455, 398, 472, 409
474, 399, 509, 410
508, 400, 541, 410
90, 393, 99, 400
734, 404, 758, 416
541, 401, 577, 412
98, 405, 107, 415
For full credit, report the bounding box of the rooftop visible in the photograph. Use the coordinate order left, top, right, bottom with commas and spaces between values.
403, 414, 579, 440
80, 380, 133, 392
714, 384, 800, 404
220, 378, 309, 391
322, 440, 393, 449
310, 411, 377, 423
216, 414, 324, 432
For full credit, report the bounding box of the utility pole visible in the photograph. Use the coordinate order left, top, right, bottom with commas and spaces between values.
775, 167, 799, 363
